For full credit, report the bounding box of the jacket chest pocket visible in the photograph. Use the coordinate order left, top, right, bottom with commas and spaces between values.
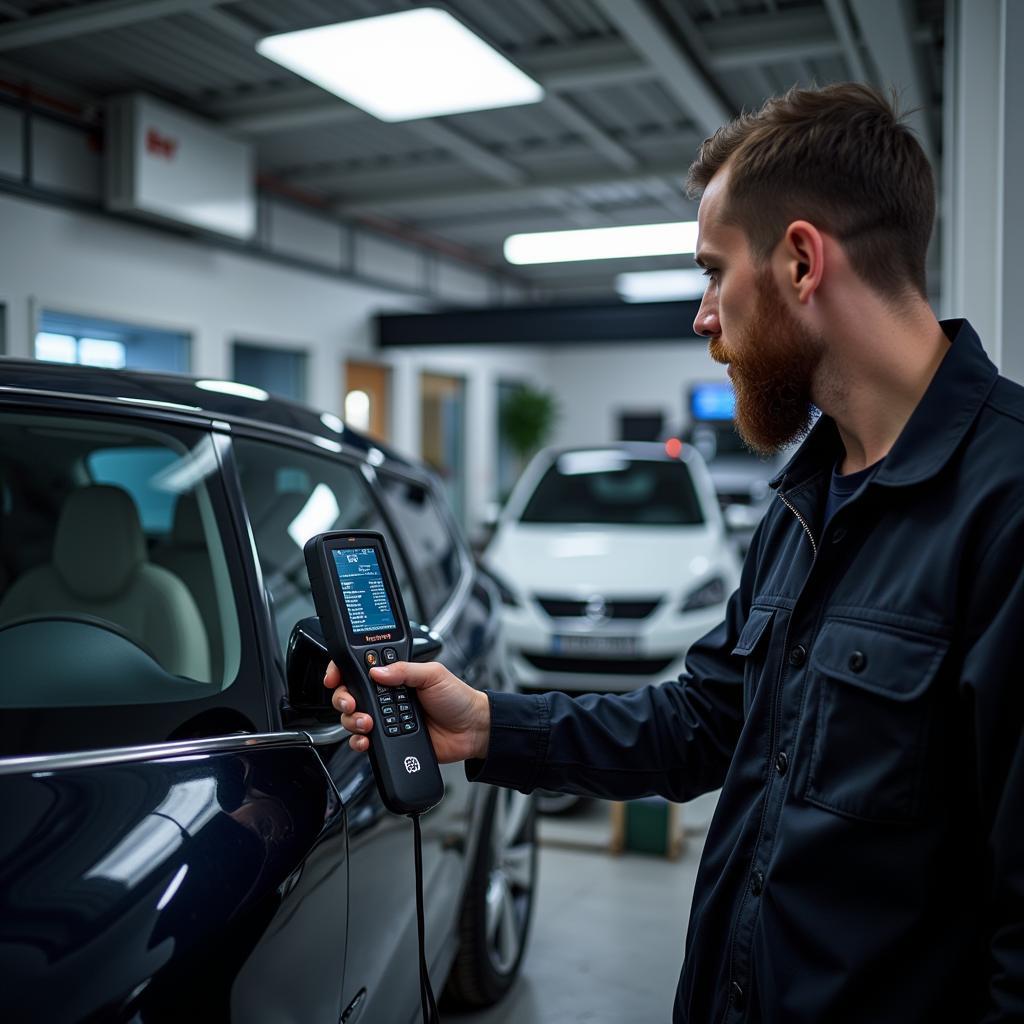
732, 606, 776, 716
804, 619, 948, 823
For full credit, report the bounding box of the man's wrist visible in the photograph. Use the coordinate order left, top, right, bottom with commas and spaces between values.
473, 688, 491, 761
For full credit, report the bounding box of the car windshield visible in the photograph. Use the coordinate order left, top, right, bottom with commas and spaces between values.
519, 452, 704, 526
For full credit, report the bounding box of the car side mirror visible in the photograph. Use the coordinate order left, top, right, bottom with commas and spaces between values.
284, 616, 334, 721
410, 622, 444, 662
283, 616, 445, 722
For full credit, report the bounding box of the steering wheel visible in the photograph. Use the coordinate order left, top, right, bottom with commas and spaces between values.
0, 613, 161, 663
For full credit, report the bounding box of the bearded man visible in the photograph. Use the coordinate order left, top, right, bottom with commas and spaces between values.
328, 83, 1024, 1023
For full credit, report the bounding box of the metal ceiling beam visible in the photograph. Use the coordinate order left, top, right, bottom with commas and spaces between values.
592, 0, 732, 136
332, 159, 692, 216
541, 93, 639, 172
401, 120, 527, 187
0, 0, 231, 52
848, 0, 935, 161
823, 0, 871, 82
227, 99, 364, 134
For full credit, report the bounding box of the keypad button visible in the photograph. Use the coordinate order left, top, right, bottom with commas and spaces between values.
401, 722, 416, 732
398, 703, 411, 712
384, 715, 398, 725
382, 647, 398, 663
400, 713, 414, 722
380, 707, 395, 719
386, 725, 400, 736
364, 650, 379, 668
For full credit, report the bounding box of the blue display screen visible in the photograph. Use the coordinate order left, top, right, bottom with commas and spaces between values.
690, 382, 736, 421
332, 547, 397, 633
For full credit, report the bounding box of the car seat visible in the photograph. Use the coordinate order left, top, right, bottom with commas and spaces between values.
152, 494, 224, 681
0, 484, 210, 680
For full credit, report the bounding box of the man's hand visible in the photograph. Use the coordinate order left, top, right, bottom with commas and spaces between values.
324, 660, 491, 763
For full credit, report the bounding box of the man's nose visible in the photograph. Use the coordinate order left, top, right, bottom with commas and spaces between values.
693, 295, 719, 338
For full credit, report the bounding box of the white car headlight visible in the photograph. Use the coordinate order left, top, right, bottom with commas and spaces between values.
681, 576, 727, 612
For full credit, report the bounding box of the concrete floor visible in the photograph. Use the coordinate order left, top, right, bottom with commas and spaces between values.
450, 792, 718, 1024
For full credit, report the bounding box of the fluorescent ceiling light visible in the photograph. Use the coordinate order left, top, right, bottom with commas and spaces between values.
256, 9, 543, 122
617, 268, 708, 302
504, 221, 699, 265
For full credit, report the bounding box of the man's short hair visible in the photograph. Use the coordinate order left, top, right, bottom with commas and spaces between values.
686, 83, 934, 301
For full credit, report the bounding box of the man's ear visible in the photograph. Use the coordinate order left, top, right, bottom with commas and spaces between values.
780, 220, 824, 304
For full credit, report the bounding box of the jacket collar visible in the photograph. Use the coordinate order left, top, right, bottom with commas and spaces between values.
770, 319, 998, 491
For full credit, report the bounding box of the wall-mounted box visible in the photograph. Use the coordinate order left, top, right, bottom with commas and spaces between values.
106, 94, 255, 240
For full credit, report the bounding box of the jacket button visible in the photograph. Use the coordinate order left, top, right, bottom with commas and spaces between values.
788, 644, 807, 667
831, 527, 847, 543
775, 751, 789, 776
730, 981, 745, 1009
848, 650, 867, 672
750, 869, 765, 896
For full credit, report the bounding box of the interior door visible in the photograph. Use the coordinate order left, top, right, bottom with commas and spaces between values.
345, 361, 392, 442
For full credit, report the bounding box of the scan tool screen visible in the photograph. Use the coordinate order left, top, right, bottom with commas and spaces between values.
332, 547, 398, 633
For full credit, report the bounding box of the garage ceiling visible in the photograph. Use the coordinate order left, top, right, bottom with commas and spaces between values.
0, 0, 946, 299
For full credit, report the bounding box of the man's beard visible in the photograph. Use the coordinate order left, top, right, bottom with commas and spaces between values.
708, 269, 823, 456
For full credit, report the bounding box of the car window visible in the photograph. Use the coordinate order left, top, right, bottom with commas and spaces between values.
520, 454, 705, 526
0, 411, 244, 709
377, 474, 462, 621
232, 439, 422, 657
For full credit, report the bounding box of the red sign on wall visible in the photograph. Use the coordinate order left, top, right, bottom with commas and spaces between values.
145, 128, 178, 160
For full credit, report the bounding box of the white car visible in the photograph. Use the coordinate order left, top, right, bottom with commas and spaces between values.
483, 442, 741, 695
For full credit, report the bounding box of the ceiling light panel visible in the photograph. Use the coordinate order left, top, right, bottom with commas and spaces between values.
617, 268, 708, 302
504, 221, 699, 265
257, 8, 544, 122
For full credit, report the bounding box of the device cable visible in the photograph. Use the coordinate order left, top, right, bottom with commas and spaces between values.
412, 812, 440, 1024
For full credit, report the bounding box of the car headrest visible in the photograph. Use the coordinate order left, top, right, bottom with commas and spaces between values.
54, 485, 146, 600
171, 494, 204, 547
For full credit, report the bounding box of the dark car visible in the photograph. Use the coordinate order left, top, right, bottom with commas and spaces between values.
0, 360, 537, 1023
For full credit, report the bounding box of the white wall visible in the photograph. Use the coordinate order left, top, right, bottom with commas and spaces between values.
0, 191, 412, 416
548, 340, 727, 448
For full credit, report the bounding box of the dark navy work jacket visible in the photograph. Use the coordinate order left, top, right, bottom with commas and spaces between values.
470, 320, 1024, 1022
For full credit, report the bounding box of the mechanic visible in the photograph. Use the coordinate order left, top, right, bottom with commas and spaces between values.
326, 83, 1024, 1022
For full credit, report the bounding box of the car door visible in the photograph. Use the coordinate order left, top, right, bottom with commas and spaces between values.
230, 434, 474, 1023
0, 403, 345, 1024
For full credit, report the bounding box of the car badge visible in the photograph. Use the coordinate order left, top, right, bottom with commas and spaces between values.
584, 595, 609, 625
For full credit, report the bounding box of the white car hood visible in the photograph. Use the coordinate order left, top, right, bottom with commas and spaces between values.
486, 523, 724, 597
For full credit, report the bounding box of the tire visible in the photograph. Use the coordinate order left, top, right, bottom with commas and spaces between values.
536, 789, 587, 815
443, 786, 538, 1008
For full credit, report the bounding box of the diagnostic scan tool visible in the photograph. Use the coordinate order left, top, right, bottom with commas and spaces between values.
304, 530, 444, 816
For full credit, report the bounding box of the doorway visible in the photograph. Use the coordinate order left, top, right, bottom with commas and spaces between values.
344, 361, 392, 442
420, 372, 466, 524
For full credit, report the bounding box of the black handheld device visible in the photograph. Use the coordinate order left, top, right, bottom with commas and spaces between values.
303, 530, 444, 816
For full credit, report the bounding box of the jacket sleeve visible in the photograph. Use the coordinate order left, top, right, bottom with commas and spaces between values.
466, 521, 762, 803
962, 508, 1024, 1021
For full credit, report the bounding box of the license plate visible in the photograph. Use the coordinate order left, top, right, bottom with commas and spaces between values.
552, 635, 638, 656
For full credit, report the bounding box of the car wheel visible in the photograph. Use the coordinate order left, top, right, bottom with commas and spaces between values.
443, 786, 537, 1007
536, 789, 586, 815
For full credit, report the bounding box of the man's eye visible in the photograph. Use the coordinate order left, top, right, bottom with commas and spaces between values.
702, 267, 720, 282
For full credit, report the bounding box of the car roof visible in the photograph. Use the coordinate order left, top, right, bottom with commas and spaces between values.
541, 441, 696, 461
0, 357, 416, 470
